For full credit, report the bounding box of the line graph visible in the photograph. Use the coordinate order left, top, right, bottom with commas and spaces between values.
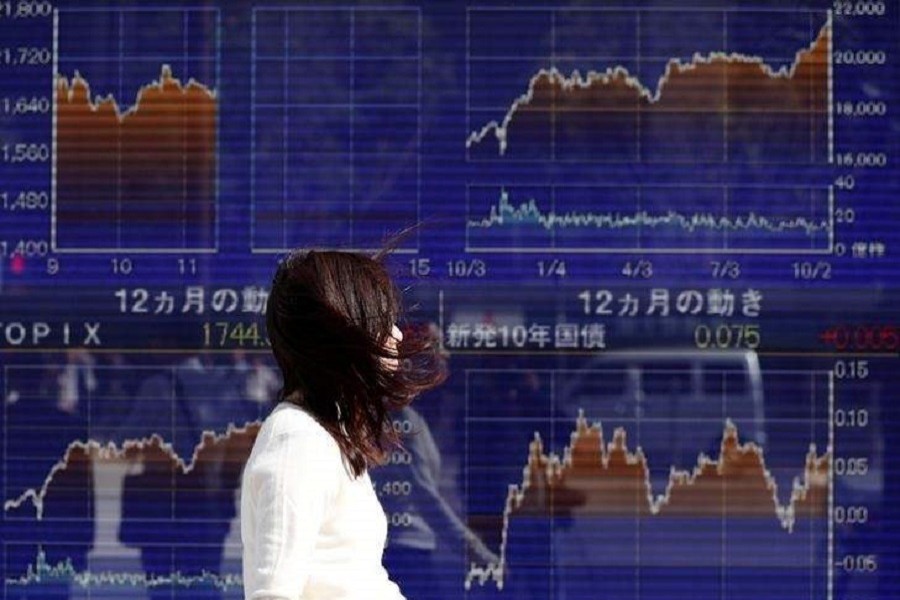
466, 7, 831, 164
3, 382, 258, 595
2, 361, 265, 509
463, 366, 833, 598
0, 360, 268, 595
3, 425, 258, 521
4, 546, 244, 592
466, 414, 828, 589
52, 7, 220, 253
250, 7, 422, 253
466, 185, 834, 253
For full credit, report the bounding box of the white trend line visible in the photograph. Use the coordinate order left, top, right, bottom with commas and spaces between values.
464, 410, 829, 590
56, 64, 218, 124
467, 24, 829, 155
4, 421, 259, 520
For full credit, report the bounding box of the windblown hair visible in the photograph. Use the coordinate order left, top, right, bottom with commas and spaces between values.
266, 249, 445, 477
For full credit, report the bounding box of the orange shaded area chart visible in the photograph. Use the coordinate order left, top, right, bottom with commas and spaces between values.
51, 7, 220, 252
512, 415, 827, 521
54, 65, 217, 252
463, 367, 833, 598
466, 8, 831, 163
466, 414, 828, 590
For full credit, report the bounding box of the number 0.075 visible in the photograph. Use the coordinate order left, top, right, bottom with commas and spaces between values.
694, 324, 760, 349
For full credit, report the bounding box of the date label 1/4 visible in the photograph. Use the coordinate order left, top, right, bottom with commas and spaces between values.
537, 260, 566, 277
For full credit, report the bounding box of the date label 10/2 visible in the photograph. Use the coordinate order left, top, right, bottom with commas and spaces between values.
792, 261, 832, 280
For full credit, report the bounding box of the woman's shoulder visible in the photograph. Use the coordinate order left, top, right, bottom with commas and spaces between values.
245, 402, 347, 496
265, 401, 333, 440
260, 401, 340, 458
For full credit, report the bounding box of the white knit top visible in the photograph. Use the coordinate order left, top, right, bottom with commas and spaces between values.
240, 402, 405, 599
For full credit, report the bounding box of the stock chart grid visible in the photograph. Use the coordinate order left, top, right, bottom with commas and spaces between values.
0, 0, 895, 598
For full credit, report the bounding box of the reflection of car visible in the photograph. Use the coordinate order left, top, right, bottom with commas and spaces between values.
557, 349, 764, 489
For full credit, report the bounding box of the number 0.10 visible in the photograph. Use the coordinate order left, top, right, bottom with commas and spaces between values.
834, 408, 869, 427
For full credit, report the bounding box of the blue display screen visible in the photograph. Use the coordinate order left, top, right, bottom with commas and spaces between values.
0, 1, 897, 598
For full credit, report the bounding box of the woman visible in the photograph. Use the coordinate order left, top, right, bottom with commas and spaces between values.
240, 249, 445, 600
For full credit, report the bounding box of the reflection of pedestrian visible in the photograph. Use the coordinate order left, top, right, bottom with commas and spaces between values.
245, 357, 279, 405
92, 352, 141, 439
231, 350, 279, 422
117, 360, 242, 599
57, 349, 97, 413
378, 406, 498, 600
5, 356, 95, 600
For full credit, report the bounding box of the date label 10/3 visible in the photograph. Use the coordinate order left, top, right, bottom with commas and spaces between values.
408, 259, 488, 278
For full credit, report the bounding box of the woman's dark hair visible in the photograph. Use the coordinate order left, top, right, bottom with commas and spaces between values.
266, 249, 445, 477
